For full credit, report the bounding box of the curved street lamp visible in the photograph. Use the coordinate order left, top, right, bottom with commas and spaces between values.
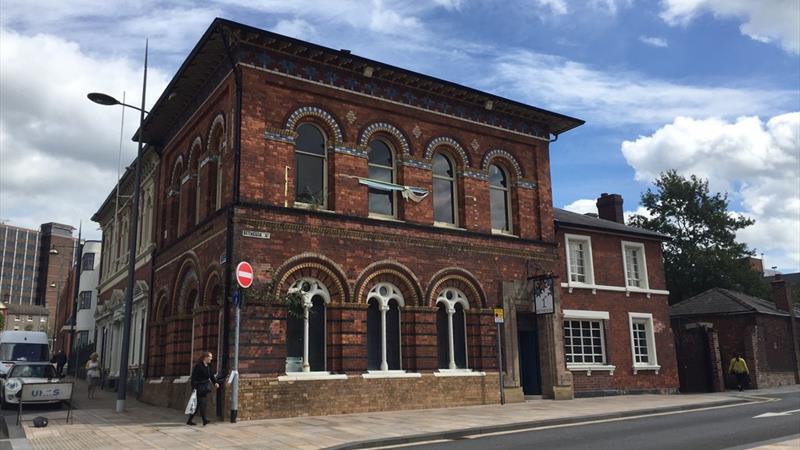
87, 40, 148, 413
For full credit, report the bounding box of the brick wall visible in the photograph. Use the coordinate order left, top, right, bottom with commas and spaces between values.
142, 373, 500, 420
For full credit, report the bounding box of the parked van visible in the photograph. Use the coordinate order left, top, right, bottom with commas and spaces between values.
0, 331, 50, 375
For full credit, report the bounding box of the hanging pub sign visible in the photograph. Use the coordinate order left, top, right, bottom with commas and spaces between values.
532, 276, 555, 314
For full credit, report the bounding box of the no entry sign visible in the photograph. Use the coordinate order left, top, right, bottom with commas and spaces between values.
235, 261, 254, 289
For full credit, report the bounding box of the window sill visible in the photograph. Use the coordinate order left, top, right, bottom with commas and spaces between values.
434, 369, 485, 377
293, 202, 334, 213
172, 376, 190, 384
561, 282, 669, 297
278, 372, 348, 382
362, 371, 422, 379
147, 377, 165, 384
368, 214, 403, 223
491, 229, 517, 237
433, 222, 465, 230
633, 364, 661, 375
567, 364, 616, 376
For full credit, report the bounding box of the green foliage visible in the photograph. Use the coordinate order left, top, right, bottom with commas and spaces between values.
247, 279, 306, 318
628, 170, 770, 304
0, 313, 4, 330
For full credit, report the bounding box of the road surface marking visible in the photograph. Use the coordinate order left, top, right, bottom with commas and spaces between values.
753, 409, 800, 419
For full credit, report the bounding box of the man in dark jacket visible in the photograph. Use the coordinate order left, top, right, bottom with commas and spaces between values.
50, 351, 67, 377
187, 351, 219, 426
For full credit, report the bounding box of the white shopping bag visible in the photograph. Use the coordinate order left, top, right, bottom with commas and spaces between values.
184, 389, 197, 415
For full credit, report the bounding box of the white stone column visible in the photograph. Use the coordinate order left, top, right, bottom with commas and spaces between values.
302, 300, 311, 372
380, 303, 389, 371
447, 305, 456, 370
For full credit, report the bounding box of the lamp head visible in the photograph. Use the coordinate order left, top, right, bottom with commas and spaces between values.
87, 92, 120, 106
49, 247, 58, 255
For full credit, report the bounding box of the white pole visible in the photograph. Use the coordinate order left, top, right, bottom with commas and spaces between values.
447, 306, 456, 370
380, 304, 388, 371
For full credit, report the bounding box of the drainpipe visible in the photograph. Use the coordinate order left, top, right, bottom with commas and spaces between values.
219, 24, 243, 421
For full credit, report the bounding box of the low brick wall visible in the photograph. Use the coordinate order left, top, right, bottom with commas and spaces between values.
141, 372, 500, 421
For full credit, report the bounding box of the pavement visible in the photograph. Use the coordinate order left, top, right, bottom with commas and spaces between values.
2, 378, 799, 450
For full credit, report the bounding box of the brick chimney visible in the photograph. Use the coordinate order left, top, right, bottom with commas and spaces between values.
771, 274, 793, 316
596, 193, 624, 224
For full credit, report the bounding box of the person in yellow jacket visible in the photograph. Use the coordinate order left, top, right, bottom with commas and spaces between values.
728, 353, 749, 391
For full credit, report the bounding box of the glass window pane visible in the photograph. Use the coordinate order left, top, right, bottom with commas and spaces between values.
368, 166, 393, 183
489, 164, 507, 188
369, 189, 393, 216
295, 153, 324, 204
296, 123, 325, 155
490, 188, 509, 230
433, 178, 455, 223
433, 153, 453, 177
368, 140, 393, 167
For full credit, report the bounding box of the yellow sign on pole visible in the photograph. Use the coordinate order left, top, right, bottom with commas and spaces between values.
493, 307, 504, 324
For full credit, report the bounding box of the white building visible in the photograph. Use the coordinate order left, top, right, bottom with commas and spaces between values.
75, 240, 101, 346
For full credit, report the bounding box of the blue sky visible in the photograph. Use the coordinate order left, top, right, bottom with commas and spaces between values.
1, 0, 798, 271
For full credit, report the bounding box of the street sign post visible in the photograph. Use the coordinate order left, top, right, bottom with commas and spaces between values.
494, 306, 505, 405
231, 261, 252, 423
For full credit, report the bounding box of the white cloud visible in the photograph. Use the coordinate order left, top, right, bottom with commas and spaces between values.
660, 0, 800, 54
621, 112, 800, 271
484, 50, 793, 127
639, 35, 669, 47
590, 0, 633, 15
272, 19, 318, 40
0, 29, 169, 239
535, 0, 569, 15
563, 199, 597, 214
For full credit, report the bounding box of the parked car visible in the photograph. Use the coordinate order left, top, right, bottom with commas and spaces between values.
1, 362, 60, 407
0, 331, 50, 376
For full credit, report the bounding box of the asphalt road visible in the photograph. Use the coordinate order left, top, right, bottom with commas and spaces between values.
406, 392, 800, 450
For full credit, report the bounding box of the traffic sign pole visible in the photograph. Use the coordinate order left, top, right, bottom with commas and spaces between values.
230, 289, 241, 423
494, 306, 505, 405
231, 262, 252, 423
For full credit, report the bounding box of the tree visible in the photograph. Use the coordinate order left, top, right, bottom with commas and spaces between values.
628, 170, 770, 304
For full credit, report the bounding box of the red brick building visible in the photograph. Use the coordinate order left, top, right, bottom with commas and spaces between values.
671, 277, 800, 392
543, 195, 679, 397
129, 18, 591, 419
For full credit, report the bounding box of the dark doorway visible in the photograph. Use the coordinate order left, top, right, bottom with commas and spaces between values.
518, 313, 542, 395
676, 326, 713, 392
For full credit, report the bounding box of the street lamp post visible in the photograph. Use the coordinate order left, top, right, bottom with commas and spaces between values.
88, 40, 148, 413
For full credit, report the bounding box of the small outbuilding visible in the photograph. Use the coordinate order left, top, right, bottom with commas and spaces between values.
670, 276, 800, 392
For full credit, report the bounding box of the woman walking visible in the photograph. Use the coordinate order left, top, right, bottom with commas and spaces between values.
187, 351, 219, 426
85, 353, 101, 399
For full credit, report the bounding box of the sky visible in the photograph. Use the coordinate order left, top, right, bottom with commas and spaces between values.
0, 0, 798, 271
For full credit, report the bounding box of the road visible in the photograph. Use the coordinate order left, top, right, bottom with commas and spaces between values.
406, 392, 800, 450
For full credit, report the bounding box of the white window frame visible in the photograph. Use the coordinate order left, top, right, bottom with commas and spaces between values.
366, 139, 397, 219
628, 312, 660, 374
621, 241, 649, 293
365, 282, 405, 373
432, 153, 459, 228
435, 287, 471, 373
562, 309, 615, 375
564, 234, 595, 287
489, 164, 513, 234
293, 123, 329, 210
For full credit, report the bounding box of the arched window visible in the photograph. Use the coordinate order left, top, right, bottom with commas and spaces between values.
366, 282, 404, 371
436, 287, 469, 370
489, 164, 512, 232
294, 123, 327, 207
367, 140, 396, 216
286, 278, 330, 372
433, 153, 457, 225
